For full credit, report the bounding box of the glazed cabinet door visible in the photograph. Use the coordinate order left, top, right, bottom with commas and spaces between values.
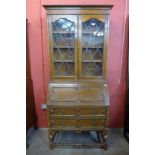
47, 15, 77, 79
78, 15, 107, 79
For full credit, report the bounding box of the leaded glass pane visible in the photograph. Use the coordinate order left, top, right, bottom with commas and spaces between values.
53, 33, 74, 47
52, 18, 74, 32
51, 18, 75, 77
81, 18, 105, 76
82, 48, 103, 60
53, 48, 74, 60
82, 62, 102, 76
54, 62, 74, 76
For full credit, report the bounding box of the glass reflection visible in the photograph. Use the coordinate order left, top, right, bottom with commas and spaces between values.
52, 18, 74, 32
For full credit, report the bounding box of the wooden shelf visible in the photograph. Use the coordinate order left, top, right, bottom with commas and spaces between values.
53, 46, 74, 48
53, 31, 74, 34
82, 46, 103, 48
54, 60, 74, 62
82, 60, 102, 62
82, 32, 104, 34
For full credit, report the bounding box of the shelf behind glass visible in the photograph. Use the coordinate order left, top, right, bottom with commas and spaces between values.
82, 46, 103, 48
54, 61, 75, 76
82, 60, 102, 62
53, 46, 74, 48
54, 60, 74, 62
53, 31, 74, 34
82, 62, 102, 76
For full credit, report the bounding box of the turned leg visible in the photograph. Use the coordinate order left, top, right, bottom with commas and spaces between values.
96, 131, 101, 143
48, 130, 56, 150
101, 130, 109, 150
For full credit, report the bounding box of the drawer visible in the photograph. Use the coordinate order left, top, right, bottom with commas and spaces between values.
48, 107, 76, 115
48, 107, 107, 115
49, 117, 106, 128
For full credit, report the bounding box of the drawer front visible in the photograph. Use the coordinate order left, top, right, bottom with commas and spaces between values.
48, 107, 76, 115
49, 118, 106, 128
48, 107, 107, 115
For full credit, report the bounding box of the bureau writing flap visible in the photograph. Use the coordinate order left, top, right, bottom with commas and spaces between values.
49, 86, 78, 101
79, 87, 104, 101
46, 81, 109, 105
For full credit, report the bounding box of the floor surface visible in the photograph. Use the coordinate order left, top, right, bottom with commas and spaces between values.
26, 128, 129, 155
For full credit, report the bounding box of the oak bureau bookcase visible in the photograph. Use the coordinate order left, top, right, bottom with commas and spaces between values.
44, 5, 113, 150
